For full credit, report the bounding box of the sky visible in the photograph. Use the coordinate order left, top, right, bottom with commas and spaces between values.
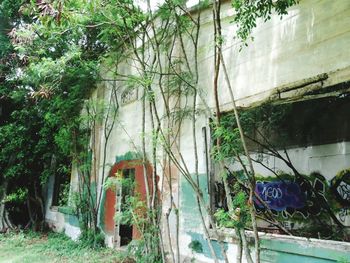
136, 0, 200, 11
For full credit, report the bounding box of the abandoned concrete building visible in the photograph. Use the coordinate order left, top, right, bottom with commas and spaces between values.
44, 0, 350, 262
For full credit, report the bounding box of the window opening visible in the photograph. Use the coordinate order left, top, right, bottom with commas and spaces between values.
210, 95, 350, 239
51, 171, 70, 207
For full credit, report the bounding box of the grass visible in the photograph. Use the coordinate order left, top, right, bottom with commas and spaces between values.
0, 231, 126, 263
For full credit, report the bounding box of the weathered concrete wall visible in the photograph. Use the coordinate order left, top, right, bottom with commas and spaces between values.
195, 0, 350, 110
45, 0, 350, 261
44, 174, 80, 239
176, 0, 350, 261
252, 142, 350, 180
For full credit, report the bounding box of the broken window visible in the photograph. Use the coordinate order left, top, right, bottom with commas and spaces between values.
210, 94, 350, 240
51, 171, 70, 207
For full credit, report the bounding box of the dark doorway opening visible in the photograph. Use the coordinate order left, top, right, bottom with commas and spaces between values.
118, 168, 135, 246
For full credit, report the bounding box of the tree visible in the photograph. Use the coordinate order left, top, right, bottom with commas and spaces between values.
0, 1, 299, 262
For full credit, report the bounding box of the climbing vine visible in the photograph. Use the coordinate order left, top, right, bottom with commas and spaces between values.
0, 1, 301, 262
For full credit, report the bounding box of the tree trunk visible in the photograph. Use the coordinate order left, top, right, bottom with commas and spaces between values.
0, 180, 14, 232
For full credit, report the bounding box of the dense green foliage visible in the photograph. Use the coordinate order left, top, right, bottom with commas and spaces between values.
0, 0, 102, 228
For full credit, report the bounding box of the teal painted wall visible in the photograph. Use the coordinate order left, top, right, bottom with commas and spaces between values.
261, 238, 350, 263
180, 173, 209, 231
180, 173, 228, 260
188, 231, 228, 260
58, 206, 80, 227
98, 187, 107, 231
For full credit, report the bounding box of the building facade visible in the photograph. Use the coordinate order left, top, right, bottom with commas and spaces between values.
45, 0, 350, 262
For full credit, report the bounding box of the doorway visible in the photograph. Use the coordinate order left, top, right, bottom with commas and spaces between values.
115, 168, 135, 246
103, 158, 152, 248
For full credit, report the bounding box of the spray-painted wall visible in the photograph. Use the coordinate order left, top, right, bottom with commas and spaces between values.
176, 0, 350, 261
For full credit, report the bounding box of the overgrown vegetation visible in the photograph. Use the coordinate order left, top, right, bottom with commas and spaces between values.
0, 231, 126, 263
0, 1, 302, 263
212, 97, 350, 241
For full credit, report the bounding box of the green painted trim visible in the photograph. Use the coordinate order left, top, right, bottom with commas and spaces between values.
64, 214, 80, 228
261, 250, 334, 263
261, 239, 350, 262
115, 151, 140, 163
58, 206, 75, 215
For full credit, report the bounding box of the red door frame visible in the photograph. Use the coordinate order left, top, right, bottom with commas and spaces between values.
103, 160, 152, 240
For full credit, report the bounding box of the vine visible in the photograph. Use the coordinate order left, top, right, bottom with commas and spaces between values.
0, 1, 300, 262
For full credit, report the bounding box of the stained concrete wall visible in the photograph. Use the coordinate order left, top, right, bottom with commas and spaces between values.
177, 0, 350, 262
45, 0, 350, 261
196, 0, 350, 110
44, 173, 80, 240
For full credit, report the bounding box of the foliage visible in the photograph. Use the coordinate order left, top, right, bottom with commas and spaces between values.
215, 191, 250, 229
232, 0, 299, 45
79, 228, 105, 249
58, 182, 70, 207
109, 175, 162, 263
4, 188, 28, 203
0, 1, 300, 262
0, 231, 122, 263
0, 0, 101, 229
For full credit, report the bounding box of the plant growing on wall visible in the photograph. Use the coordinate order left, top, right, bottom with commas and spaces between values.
212, 98, 350, 242
0, 0, 300, 262
211, 0, 298, 261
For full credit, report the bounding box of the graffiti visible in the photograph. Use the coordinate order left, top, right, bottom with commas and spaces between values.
214, 169, 350, 224
267, 221, 295, 230
331, 170, 350, 206
337, 182, 350, 202
254, 173, 330, 219
121, 88, 138, 105
331, 170, 350, 224
339, 208, 350, 223
255, 181, 306, 212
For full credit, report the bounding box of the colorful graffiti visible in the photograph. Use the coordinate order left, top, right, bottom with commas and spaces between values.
255, 181, 306, 212
254, 173, 330, 219
214, 169, 350, 224
336, 182, 350, 203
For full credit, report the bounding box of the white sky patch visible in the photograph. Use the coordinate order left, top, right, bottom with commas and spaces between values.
186, 0, 200, 8
135, 0, 199, 12
135, 0, 165, 11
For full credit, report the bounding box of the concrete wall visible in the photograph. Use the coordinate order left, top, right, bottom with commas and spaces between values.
44, 174, 80, 240
177, 0, 350, 261
197, 0, 350, 109
45, 0, 350, 261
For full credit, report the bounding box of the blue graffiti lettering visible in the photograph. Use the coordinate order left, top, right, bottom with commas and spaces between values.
255, 181, 306, 211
